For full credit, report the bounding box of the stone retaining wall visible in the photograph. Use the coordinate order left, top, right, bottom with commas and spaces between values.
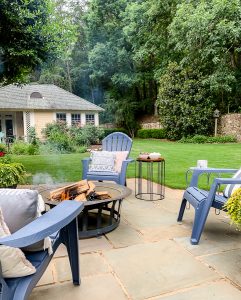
140, 122, 162, 129
139, 115, 163, 129
218, 113, 241, 141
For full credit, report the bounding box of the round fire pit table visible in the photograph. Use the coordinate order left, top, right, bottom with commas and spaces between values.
44, 182, 131, 239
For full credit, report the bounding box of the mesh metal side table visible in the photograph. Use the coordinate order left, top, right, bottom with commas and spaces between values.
135, 157, 165, 201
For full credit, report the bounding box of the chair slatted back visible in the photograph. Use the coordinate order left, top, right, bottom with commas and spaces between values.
102, 132, 132, 155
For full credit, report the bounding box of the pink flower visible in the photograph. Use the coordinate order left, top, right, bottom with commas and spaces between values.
0, 152, 5, 157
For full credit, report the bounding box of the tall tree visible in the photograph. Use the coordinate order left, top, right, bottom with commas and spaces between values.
37, 0, 80, 91
169, 0, 241, 112
0, 0, 66, 85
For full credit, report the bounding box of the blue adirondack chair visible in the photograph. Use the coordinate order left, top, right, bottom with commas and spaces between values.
177, 167, 241, 245
82, 132, 133, 186
0, 200, 84, 300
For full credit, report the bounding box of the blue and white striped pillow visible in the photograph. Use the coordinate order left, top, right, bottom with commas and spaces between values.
223, 168, 241, 198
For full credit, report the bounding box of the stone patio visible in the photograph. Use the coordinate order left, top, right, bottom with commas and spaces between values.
30, 179, 241, 300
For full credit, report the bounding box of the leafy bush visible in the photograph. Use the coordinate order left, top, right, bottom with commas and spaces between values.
0, 144, 7, 153
0, 162, 25, 187
102, 128, 128, 138
208, 135, 237, 143
42, 122, 74, 153
0, 155, 12, 164
136, 129, 167, 139
42, 122, 104, 150
47, 132, 74, 153
158, 62, 214, 140
224, 188, 241, 228
11, 141, 39, 155
75, 146, 88, 153
28, 127, 39, 145
69, 125, 104, 146
179, 135, 237, 144
42, 121, 68, 138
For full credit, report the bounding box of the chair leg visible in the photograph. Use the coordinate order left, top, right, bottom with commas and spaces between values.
190, 202, 211, 245
62, 218, 80, 285
177, 198, 187, 222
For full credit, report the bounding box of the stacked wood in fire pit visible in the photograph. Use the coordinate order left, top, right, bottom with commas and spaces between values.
49, 180, 111, 202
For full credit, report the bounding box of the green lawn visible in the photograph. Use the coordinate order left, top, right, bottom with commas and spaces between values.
13, 139, 241, 189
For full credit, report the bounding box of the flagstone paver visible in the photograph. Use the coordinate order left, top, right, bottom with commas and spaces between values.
30, 179, 241, 299
30, 274, 128, 300
103, 240, 220, 300
54, 253, 110, 282
106, 220, 145, 248
201, 249, 241, 287
154, 281, 241, 300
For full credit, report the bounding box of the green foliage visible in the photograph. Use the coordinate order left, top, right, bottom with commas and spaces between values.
28, 127, 39, 145
179, 135, 237, 144
75, 146, 88, 153
70, 125, 104, 146
102, 128, 128, 137
42, 122, 104, 151
42, 121, 68, 137
0, 0, 72, 84
10, 141, 39, 155
224, 188, 241, 228
136, 129, 167, 139
42, 122, 74, 153
0, 162, 25, 187
169, 0, 241, 111
0, 144, 7, 153
158, 62, 215, 140
47, 132, 74, 153
29, 0, 241, 137
0, 155, 12, 164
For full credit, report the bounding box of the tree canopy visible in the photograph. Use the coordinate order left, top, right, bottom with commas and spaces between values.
0, 0, 74, 84
2, 0, 241, 138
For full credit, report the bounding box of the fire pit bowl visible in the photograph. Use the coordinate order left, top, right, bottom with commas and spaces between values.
44, 182, 131, 239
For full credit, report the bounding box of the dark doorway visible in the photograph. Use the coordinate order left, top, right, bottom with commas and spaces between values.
5, 119, 13, 137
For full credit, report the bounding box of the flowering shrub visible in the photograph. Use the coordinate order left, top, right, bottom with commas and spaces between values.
224, 188, 241, 228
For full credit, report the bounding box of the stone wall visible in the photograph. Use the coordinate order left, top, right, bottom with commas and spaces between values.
139, 115, 163, 129
218, 113, 241, 141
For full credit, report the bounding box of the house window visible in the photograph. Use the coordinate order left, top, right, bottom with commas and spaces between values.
86, 114, 95, 125
56, 113, 66, 122
30, 92, 43, 99
71, 114, 81, 126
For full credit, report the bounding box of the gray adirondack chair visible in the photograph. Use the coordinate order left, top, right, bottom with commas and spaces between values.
177, 167, 241, 245
82, 132, 133, 186
0, 200, 84, 300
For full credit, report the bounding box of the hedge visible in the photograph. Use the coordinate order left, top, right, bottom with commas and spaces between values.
178, 135, 237, 144
136, 129, 167, 139
102, 128, 128, 137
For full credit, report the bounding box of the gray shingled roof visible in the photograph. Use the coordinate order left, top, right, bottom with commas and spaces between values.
0, 84, 104, 111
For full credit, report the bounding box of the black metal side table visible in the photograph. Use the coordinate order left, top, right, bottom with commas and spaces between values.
135, 157, 165, 201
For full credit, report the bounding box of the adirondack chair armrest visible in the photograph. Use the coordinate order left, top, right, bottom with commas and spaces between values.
207, 177, 241, 201
0, 201, 84, 248
189, 168, 238, 187
82, 157, 91, 179
214, 178, 241, 185
120, 158, 134, 172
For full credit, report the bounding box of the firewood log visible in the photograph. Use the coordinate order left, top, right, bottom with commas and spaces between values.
86, 181, 96, 196
50, 180, 89, 200
74, 193, 87, 202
